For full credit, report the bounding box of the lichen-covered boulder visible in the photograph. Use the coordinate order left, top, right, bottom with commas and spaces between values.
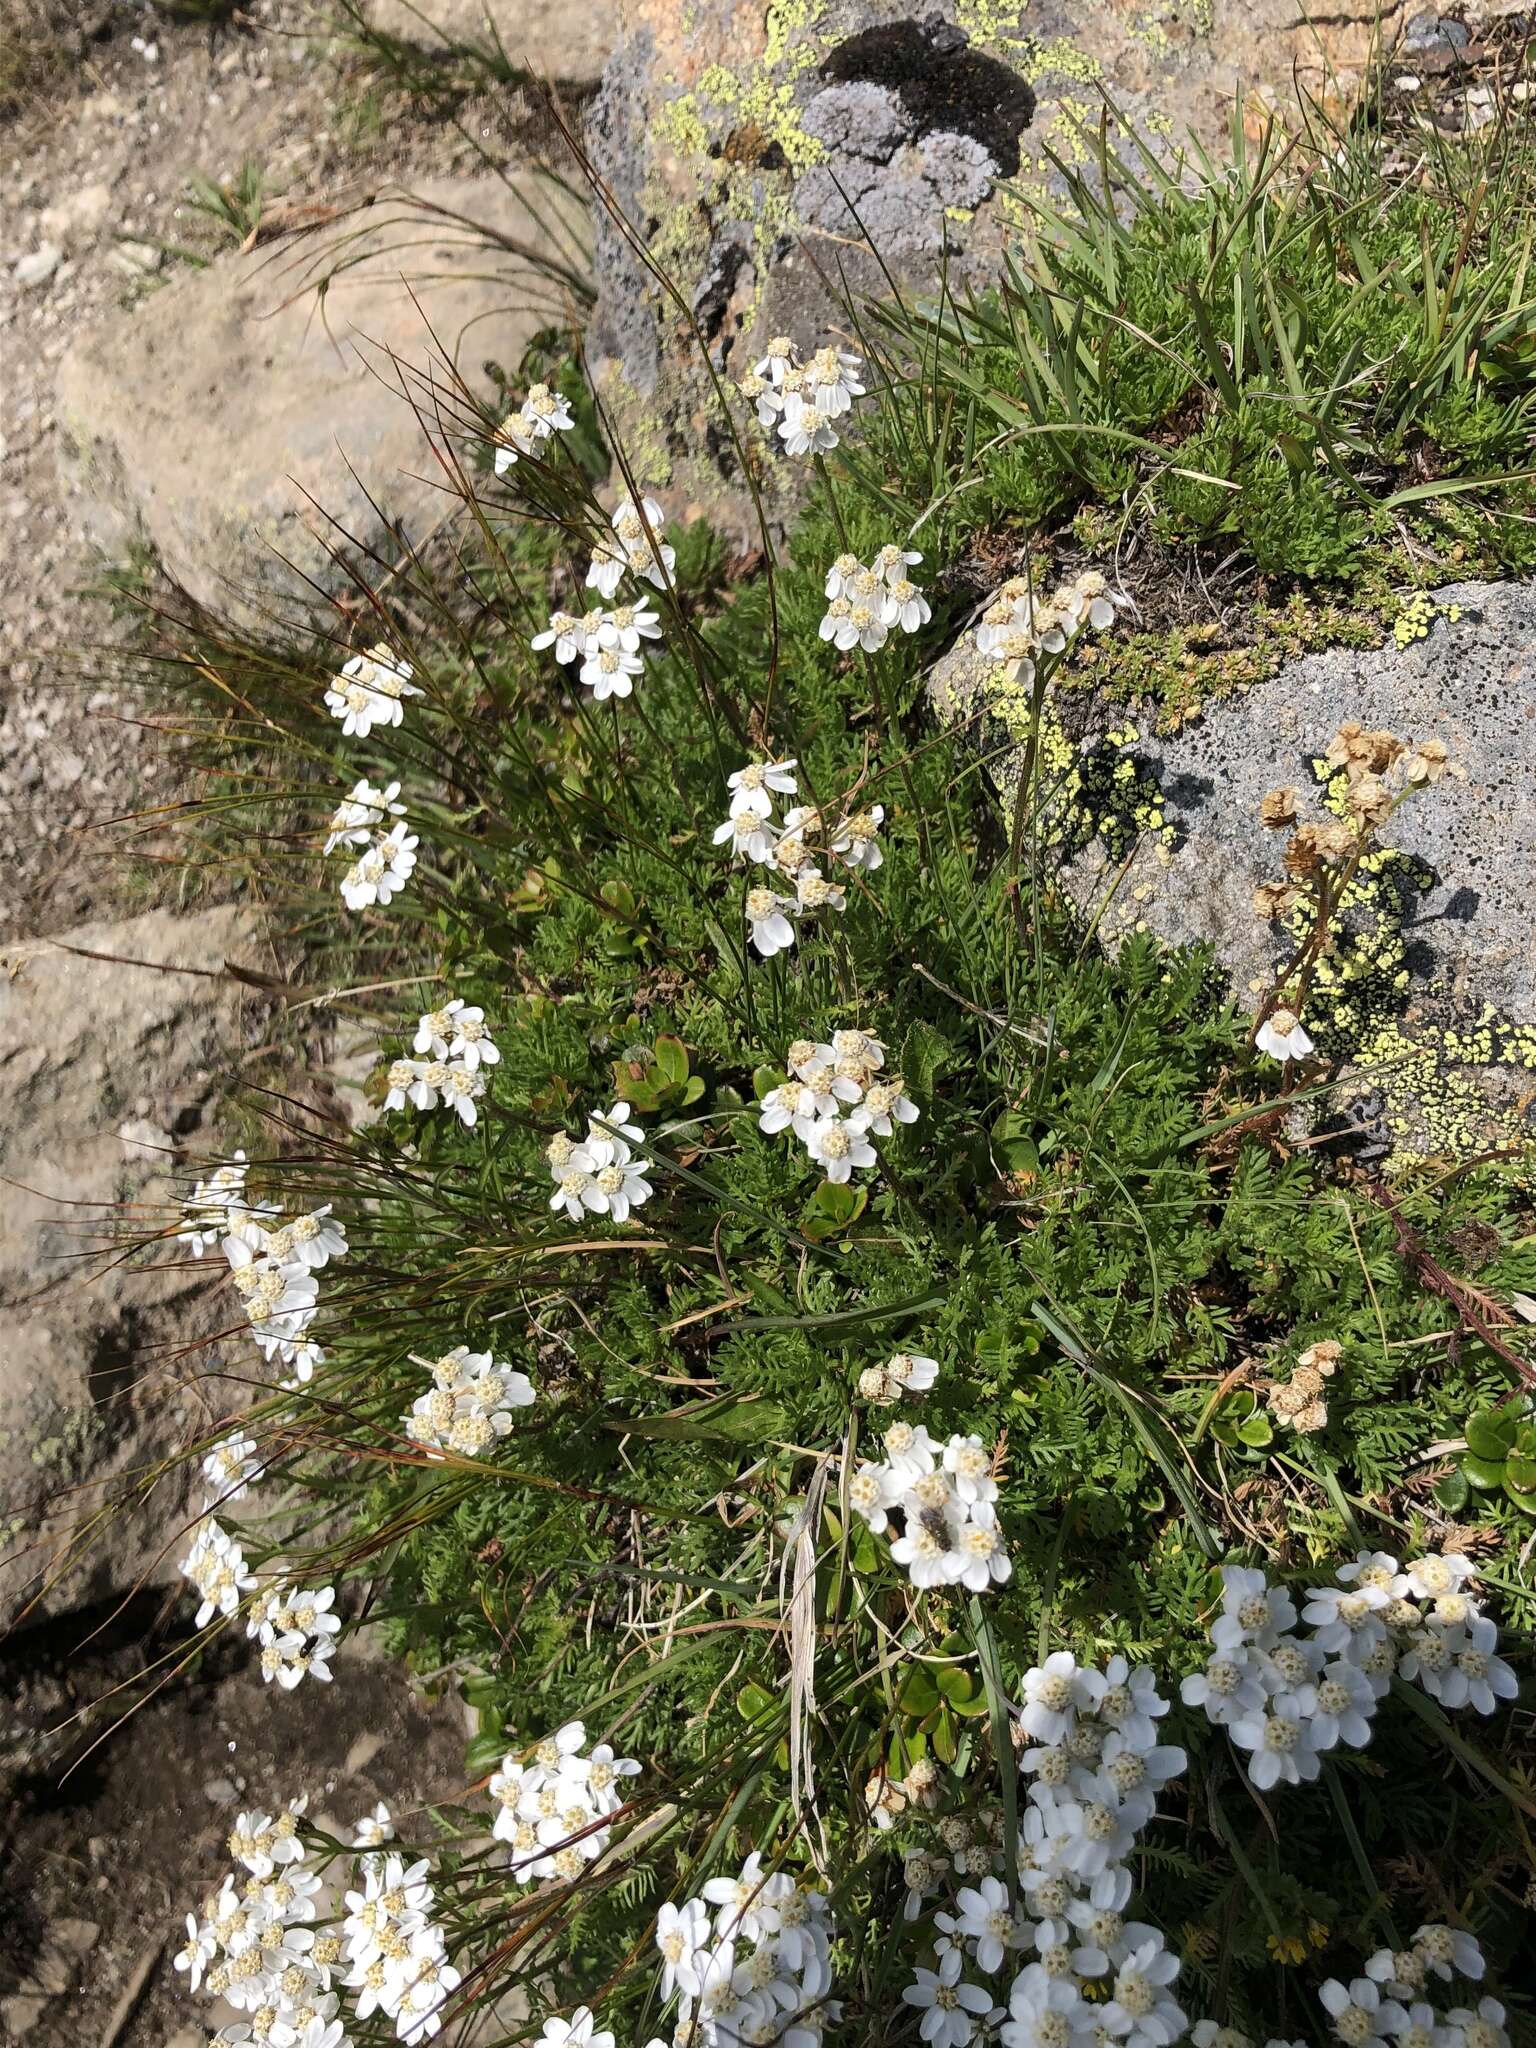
929, 578, 1536, 1161
585, 0, 1407, 536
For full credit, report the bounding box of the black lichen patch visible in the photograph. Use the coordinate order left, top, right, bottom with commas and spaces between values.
818, 17, 1034, 175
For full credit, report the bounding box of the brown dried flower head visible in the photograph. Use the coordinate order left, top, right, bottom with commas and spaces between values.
1260, 786, 1301, 830
1252, 880, 1300, 921
1298, 1340, 1341, 1375
1325, 721, 1405, 780
1347, 774, 1393, 828
1405, 736, 1450, 786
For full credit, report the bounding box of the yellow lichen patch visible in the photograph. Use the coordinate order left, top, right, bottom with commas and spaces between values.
952, 0, 1035, 51
1023, 38, 1106, 85
1393, 589, 1464, 648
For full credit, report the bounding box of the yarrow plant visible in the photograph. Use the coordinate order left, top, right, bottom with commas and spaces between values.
740, 333, 867, 457
494, 378, 577, 471
1180, 1552, 1517, 1791
848, 1422, 1012, 1593
758, 1032, 919, 1187
125, 141, 1536, 2048
488, 1719, 641, 1883
381, 998, 501, 1127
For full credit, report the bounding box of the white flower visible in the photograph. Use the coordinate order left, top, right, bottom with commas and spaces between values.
325, 777, 405, 854
848, 1076, 918, 1136
902, 1948, 993, 2048
824, 552, 865, 601
1102, 1929, 1185, 2048
1318, 1976, 1407, 2047
594, 601, 662, 654
1021, 1651, 1104, 1743
1229, 1700, 1323, 1789
804, 1114, 876, 1183
1395, 1552, 1478, 1603
805, 343, 866, 417
873, 543, 923, 583
886, 1351, 939, 1395
1255, 1006, 1314, 1064
1211, 1566, 1298, 1651
1180, 1646, 1266, 1727
830, 805, 885, 872
582, 1139, 654, 1223
779, 391, 841, 457
550, 1169, 596, 1222
1424, 1614, 1518, 1714
587, 494, 675, 597
580, 641, 645, 701
794, 866, 846, 915
1445, 1998, 1508, 2048
883, 573, 931, 634
950, 1505, 1012, 1592
446, 1006, 498, 1071
656, 1898, 711, 2000
340, 823, 418, 912
440, 1065, 486, 1127
354, 1802, 395, 1849
728, 758, 799, 817
495, 380, 575, 470
324, 643, 421, 738
943, 1877, 1024, 1975
1412, 1923, 1484, 1984
532, 609, 591, 664
758, 1080, 823, 1142
538, 2010, 614, 2048
180, 1520, 256, 1629
714, 800, 779, 864
746, 885, 798, 958
1000, 1967, 1089, 2048
752, 335, 798, 388
202, 1433, 261, 1506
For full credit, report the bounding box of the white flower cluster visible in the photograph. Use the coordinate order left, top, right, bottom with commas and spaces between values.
973, 569, 1120, 689
324, 643, 422, 741
1181, 1553, 1517, 1792
382, 998, 500, 1129
819, 545, 931, 654
539, 2009, 614, 2048
180, 1517, 256, 1628
174, 1800, 353, 2048
178, 1152, 346, 1380
758, 1033, 918, 1185
895, 1652, 1188, 2048
493, 380, 575, 472
343, 1844, 461, 2042
714, 759, 889, 959
546, 1099, 655, 1225
857, 1351, 940, 1403
1315, 1926, 1505, 2048
740, 334, 867, 457
338, 812, 419, 914
649, 1852, 836, 2048
402, 1343, 535, 1459
533, 598, 663, 702
325, 777, 406, 855
848, 1423, 1011, 1594
488, 1719, 641, 1884
587, 492, 676, 600
247, 1579, 343, 1691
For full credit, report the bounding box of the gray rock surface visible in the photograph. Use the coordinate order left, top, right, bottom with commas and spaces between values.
584, 0, 1413, 537
364, 0, 623, 79
55, 170, 590, 630
1064, 582, 1536, 1026
931, 578, 1536, 1156
0, 905, 260, 1627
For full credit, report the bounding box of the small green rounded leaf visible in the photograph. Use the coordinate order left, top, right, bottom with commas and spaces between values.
1465, 1408, 1518, 1460
1433, 1470, 1470, 1513
1462, 1453, 1508, 1491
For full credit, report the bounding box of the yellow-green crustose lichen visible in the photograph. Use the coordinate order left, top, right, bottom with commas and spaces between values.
980, 675, 1174, 862
1271, 762, 1536, 1163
